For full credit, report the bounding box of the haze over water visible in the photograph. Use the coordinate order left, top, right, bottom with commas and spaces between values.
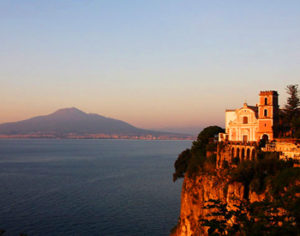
0, 139, 191, 236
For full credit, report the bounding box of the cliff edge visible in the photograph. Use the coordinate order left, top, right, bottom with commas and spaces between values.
171, 126, 299, 236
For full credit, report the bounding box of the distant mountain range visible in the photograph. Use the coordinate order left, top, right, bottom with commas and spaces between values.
0, 108, 193, 140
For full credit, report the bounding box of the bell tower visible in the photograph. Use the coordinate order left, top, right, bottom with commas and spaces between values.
257, 91, 279, 141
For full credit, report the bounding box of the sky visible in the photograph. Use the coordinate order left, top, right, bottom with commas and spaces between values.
0, 1, 299, 133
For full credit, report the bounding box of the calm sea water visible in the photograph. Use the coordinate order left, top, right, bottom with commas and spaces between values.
0, 139, 191, 236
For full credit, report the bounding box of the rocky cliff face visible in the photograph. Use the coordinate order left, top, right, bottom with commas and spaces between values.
171, 170, 266, 236
171, 127, 299, 236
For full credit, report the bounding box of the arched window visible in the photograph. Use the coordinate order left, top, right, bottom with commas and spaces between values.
264, 97, 268, 105
262, 134, 269, 141
264, 109, 268, 117
243, 116, 248, 124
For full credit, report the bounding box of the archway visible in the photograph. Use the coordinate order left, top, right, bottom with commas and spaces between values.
241, 148, 245, 161
251, 149, 256, 160
246, 148, 250, 160
236, 148, 240, 159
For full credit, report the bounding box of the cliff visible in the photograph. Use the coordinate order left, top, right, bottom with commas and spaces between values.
171, 126, 299, 235
171, 154, 299, 236
170, 171, 234, 235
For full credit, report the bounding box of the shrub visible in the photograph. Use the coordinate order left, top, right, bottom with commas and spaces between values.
200, 198, 300, 235
186, 153, 206, 177
173, 126, 223, 181
230, 160, 255, 186
230, 151, 299, 197
191, 126, 224, 154
222, 160, 229, 169
170, 224, 178, 234
270, 168, 300, 196
232, 157, 240, 165
173, 149, 192, 182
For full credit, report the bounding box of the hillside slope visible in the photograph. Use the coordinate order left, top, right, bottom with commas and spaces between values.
0, 108, 185, 138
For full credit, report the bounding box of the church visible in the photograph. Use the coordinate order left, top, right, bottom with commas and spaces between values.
219, 91, 279, 142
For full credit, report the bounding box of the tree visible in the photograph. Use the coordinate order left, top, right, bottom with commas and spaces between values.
192, 126, 224, 154
200, 198, 299, 236
199, 199, 248, 235
173, 126, 224, 181
173, 148, 192, 182
284, 84, 300, 137
285, 84, 300, 115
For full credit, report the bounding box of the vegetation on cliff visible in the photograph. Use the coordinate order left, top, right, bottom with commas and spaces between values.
278, 84, 300, 138
172, 135, 299, 235
200, 195, 299, 236
173, 126, 224, 182
172, 148, 300, 235
220, 153, 299, 235
229, 152, 296, 195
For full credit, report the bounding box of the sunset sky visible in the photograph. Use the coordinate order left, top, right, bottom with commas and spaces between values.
1, 1, 299, 133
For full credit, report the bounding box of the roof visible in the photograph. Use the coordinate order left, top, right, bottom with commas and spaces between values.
247, 105, 258, 113
259, 90, 278, 96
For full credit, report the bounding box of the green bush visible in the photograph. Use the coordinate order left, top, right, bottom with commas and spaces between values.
192, 126, 224, 153
170, 224, 178, 234
200, 198, 300, 235
173, 126, 224, 181
230, 160, 255, 186
271, 168, 300, 196
173, 149, 192, 182
230, 152, 299, 197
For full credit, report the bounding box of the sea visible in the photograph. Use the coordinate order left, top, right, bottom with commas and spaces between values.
0, 139, 192, 236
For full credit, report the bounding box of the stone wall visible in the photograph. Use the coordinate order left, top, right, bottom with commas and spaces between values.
216, 142, 257, 168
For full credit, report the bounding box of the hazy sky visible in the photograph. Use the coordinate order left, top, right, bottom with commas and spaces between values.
1, 1, 299, 131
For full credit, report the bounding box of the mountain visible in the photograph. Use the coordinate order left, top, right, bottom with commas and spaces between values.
0, 108, 192, 139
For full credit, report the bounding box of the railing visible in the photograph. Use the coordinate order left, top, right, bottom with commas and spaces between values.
222, 141, 258, 147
